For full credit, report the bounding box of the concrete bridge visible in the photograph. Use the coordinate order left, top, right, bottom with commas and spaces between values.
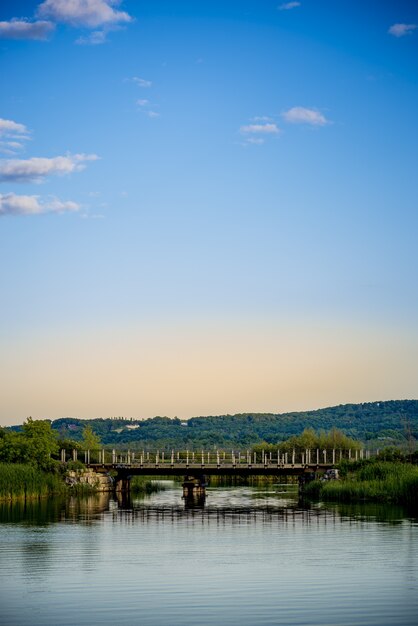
61, 448, 369, 496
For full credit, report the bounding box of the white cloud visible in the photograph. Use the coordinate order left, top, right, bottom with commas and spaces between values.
147, 111, 160, 118
0, 18, 55, 40
278, 2, 301, 10
388, 23, 417, 37
137, 99, 149, 106
132, 76, 152, 88
3, 141, 24, 150
282, 106, 329, 126
0, 153, 99, 183
0, 118, 31, 155
37, 0, 132, 28
0, 118, 30, 138
240, 123, 280, 134
75, 30, 107, 45
0, 192, 79, 216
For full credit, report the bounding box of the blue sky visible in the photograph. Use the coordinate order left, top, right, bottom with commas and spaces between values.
0, 1, 417, 424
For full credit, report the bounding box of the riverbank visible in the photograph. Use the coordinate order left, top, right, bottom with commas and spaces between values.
304, 460, 418, 507
0, 463, 67, 501
0, 463, 167, 501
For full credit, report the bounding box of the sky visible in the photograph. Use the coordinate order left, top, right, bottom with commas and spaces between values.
0, 0, 417, 425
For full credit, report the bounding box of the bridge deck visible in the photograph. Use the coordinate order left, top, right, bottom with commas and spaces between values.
89, 462, 333, 476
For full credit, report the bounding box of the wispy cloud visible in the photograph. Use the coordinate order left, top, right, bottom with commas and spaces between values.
388, 23, 417, 37
75, 29, 107, 45
0, 18, 55, 40
0, 118, 30, 138
0, 154, 99, 183
0, 118, 31, 155
278, 2, 301, 10
239, 121, 280, 146
245, 137, 266, 145
132, 76, 152, 88
251, 116, 274, 123
282, 107, 329, 126
240, 123, 280, 135
36, 0, 132, 28
0, 142, 25, 156
0, 192, 80, 216
136, 98, 159, 118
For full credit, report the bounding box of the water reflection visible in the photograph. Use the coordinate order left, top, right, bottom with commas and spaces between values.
1, 483, 416, 526
1, 484, 417, 626
0, 493, 110, 526
323, 501, 416, 524
183, 492, 206, 509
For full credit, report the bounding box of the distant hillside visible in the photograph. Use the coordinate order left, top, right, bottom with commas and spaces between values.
49, 400, 418, 449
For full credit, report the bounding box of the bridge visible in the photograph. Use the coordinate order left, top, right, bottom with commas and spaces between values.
61, 448, 369, 496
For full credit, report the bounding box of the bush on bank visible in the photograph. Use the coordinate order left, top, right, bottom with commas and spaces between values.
304, 460, 418, 506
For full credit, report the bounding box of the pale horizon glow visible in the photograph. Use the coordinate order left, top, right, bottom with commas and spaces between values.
1, 319, 417, 425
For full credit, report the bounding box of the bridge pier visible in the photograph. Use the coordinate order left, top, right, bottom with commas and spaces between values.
115, 475, 131, 493
182, 475, 207, 498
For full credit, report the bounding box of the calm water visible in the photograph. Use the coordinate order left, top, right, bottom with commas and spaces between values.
0, 483, 417, 626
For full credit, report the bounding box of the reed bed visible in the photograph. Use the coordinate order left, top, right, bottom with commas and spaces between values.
304, 461, 418, 506
0, 463, 67, 501
130, 476, 167, 495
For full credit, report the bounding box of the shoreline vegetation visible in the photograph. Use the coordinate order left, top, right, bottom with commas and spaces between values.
0, 464, 168, 502
130, 476, 167, 495
0, 463, 67, 501
303, 459, 418, 508
0, 418, 416, 506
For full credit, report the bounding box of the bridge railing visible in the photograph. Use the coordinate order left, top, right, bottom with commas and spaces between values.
59, 448, 373, 466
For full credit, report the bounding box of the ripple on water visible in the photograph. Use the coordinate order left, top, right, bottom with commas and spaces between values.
0, 486, 417, 626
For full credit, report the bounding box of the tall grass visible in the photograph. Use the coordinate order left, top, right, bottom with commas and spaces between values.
130, 476, 167, 495
304, 461, 418, 507
0, 463, 67, 501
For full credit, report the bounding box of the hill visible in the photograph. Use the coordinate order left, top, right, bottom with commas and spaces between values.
48, 400, 417, 449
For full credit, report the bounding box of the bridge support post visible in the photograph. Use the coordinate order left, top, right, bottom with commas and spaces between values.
115, 475, 131, 493
182, 475, 206, 499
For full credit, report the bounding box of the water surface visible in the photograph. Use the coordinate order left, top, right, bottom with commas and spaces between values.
1, 483, 417, 626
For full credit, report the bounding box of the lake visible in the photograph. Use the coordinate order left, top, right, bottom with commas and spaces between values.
1, 482, 417, 626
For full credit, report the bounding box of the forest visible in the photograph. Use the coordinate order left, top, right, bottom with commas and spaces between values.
7, 400, 417, 450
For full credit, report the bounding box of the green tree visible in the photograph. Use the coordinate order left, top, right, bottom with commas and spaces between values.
22, 417, 59, 469
81, 424, 101, 451
0, 429, 28, 464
